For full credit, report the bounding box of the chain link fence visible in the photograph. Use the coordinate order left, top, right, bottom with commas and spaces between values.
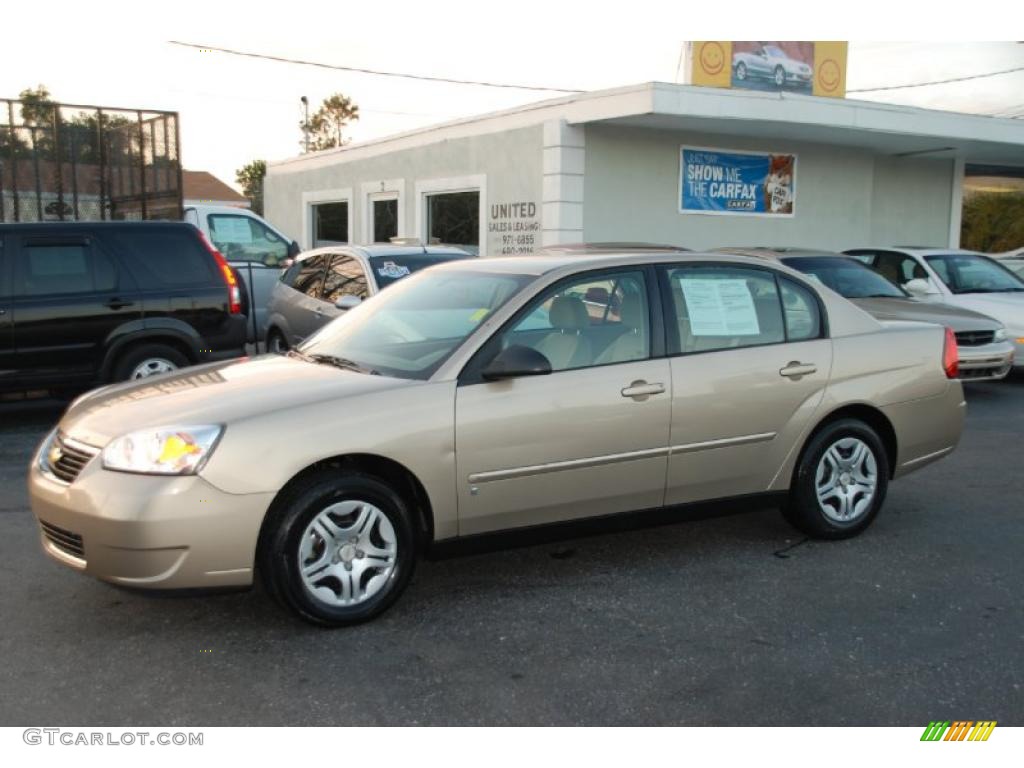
0, 99, 183, 223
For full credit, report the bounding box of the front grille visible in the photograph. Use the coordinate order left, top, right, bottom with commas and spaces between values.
39, 520, 85, 559
955, 330, 996, 347
46, 432, 100, 484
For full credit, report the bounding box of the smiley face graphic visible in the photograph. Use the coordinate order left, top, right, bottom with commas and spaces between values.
699, 42, 726, 76
818, 58, 841, 93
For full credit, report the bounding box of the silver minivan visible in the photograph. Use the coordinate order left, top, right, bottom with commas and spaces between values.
264, 244, 473, 352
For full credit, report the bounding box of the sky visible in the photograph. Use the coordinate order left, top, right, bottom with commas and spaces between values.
2, 3, 1022, 192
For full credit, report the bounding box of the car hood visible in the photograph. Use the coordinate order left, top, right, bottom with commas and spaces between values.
851, 297, 1002, 332
950, 294, 1024, 330
60, 355, 417, 447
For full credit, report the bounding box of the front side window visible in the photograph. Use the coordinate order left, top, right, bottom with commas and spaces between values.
924, 253, 1024, 294
498, 271, 650, 371
208, 214, 289, 266
292, 254, 327, 298
299, 269, 530, 380
313, 202, 349, 246
16, 241, 116, 296
426, 191, 479, 254
322, 255, 368, 302
663, 265, 787, 354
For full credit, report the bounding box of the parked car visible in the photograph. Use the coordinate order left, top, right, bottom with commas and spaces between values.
992, 250, 1024, 279
732, 44, 812, 88
264, 244, 473, 352
720, 248, 1015, 381
845, 247, 1024, 371
29, 247, 965, 626
184, 204, 300, 343
0, 222, 247, 394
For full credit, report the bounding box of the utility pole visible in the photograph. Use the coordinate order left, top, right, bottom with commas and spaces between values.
300, 95, 310, 153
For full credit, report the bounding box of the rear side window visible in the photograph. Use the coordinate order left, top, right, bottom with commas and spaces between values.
778, 278, 822, 341
104, 228, 215, 290
15, 241, 117, 296
662, 265, 786, 354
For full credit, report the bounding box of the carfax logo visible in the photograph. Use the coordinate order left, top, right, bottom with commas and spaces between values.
920, 721, 997, 741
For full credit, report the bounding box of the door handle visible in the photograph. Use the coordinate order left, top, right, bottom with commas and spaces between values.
779, 361, 817, 379
105, 298, 134, 310
621, 380, 666, 400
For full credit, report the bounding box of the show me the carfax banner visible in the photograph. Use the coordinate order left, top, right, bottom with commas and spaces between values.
679, 147, 796, 216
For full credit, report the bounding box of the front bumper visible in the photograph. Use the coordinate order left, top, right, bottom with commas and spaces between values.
958, 340, 1015, 381
28, 438, 274, 589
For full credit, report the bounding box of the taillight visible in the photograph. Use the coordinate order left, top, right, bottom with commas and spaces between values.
943, 326, 958, 379
197, 231, 241, 314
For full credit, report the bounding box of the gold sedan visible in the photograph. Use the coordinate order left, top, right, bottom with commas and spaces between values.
29, 248, 966, 625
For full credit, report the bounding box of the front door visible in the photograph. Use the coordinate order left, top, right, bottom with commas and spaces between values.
455, 268, 671, 535
657, 263, 832, 504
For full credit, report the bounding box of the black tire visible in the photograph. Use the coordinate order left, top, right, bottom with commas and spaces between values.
259, 470, 417, 627
736, 62, 747, 81
782, 418, 889, 540
774, 66, 786, 87
266, 328, 289, 354
111, 343, 189, 382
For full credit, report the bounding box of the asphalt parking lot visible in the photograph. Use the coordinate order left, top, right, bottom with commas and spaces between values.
1, 379, 1022, 726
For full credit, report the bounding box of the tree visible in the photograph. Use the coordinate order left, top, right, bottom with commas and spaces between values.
17, 84, 58, 158
236, 159, 267, 216
302, 93, 359, 152
961, 191, 1024, 253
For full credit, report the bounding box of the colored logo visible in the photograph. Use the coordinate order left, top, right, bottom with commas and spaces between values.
817, 58, 841, 93
699, 42, 726, 76
920, 721, 997, 742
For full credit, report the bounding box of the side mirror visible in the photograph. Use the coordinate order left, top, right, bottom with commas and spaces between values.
335, 295, 362, 310
904, 278, 936, 296
482, 345, 552, 381
287, 240, 301, 258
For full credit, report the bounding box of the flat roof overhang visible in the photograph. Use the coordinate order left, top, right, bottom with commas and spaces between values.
569, 83, 1024, 167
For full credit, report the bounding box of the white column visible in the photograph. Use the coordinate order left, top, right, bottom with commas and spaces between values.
948, 157, 965, 248
541, 120, 585, 247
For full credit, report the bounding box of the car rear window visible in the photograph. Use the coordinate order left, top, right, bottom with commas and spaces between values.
103, 228, 215, 290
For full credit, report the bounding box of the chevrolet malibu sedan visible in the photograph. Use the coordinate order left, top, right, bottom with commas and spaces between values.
719, 248, 1015, 381
29, 248, 966, 626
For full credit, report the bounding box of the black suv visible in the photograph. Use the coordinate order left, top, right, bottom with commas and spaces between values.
0, 222, 247, 394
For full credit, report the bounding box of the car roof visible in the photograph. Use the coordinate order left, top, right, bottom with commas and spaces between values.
714, 247, 845, 260
538, 242, 689, 255
295, 244, 472, 262
0, 220, 196, 232
429, 249, 806, 278
859, 246, 984, 256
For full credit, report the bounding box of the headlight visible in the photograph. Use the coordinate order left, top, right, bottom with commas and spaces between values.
993, 328, 1007, 342
102, 425, 223, 475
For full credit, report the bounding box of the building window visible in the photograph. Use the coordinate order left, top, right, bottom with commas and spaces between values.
427, 191, 479, 253
373, 198, 399, 243
313, 202, 349, 246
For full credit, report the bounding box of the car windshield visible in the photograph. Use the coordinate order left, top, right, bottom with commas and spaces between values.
1001, 258, 1024, 278
298, 269, 532, 380
925, 253, 1024, 294
764, 45, 786, 57
781, 256, 906, 299
368, 252, 471, 288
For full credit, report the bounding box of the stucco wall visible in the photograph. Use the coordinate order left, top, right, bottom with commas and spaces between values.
582, 123, 954, 251
264, 125, 544, 256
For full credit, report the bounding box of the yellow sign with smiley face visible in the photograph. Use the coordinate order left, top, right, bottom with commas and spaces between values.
687, 41, 848, 99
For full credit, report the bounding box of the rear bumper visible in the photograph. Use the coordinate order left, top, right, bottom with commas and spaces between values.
881, 380, 966, 479
28, 443, 274, 589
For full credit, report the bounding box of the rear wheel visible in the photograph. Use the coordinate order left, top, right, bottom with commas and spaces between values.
736, 62, 747, 81
782, 418, 889, 539
259, 471, 417, 626
112, 343, 189, 382
266, 328, 289, 354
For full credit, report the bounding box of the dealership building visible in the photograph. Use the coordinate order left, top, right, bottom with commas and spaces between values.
265, 81, 1024, 256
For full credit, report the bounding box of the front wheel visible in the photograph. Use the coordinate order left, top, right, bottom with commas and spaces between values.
774, 66, 786, 87
782, 418, 889, 540
259, 471, 417, 626
266, 328, 289, 354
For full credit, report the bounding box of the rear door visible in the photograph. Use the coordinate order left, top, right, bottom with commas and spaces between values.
0, 234, 15, 388
658, 263, 832, 504
11, 229, 143, 385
